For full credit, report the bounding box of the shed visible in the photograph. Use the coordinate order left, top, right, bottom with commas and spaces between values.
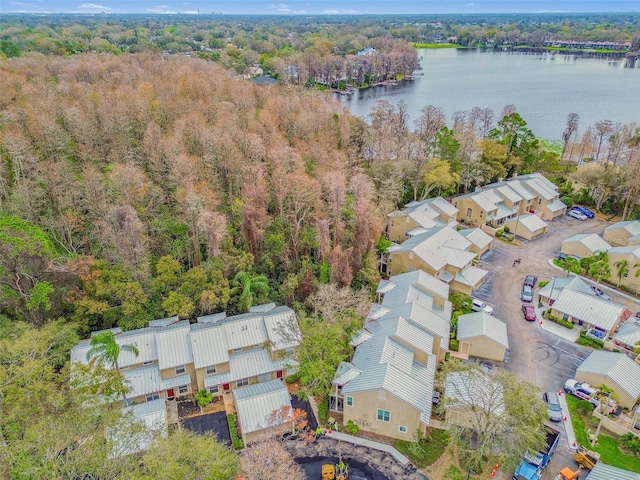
233, 379, 293, 444
561, 233, 611, 259
576, 350, 640, 409
585, 462, 640, 480
505, 214, 548, 240
456, 311, 509, 362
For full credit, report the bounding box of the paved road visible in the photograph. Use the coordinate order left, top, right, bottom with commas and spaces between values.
471, 215, 611, 480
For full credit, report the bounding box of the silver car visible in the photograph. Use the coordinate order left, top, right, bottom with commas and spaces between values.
521, 285, 533, 302
543, 391, 563, 422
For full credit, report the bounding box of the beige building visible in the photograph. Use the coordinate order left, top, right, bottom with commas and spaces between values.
603, 220, 640, 247
456, 312, 509, 362
606, 246, 640, 293
561, 233, 611, 259
538, 277, 630, 338
576, 351, 640, 410
385, 225, 488, 295
331, 270, 451, 440
452, 173, 565, 228
504, 214, 548, 240
72, 305, 300, 406
458, 228, 494, 256
386, 197, 458, 243
613, 320, 640, 352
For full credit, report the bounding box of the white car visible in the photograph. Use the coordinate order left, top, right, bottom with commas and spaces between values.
471, 298, 494, 315
567, 210, 588, 221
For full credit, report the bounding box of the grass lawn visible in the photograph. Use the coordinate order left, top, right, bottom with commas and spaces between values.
393, 428, 450, 468
566, 395, 640, 472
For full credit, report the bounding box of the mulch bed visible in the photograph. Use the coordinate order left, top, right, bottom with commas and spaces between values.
290, 395, 318, 431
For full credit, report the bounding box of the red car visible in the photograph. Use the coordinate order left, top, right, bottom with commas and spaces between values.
522, 304, 537, 321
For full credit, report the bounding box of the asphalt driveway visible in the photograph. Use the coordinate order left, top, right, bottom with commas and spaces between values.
181, 411, 231, 445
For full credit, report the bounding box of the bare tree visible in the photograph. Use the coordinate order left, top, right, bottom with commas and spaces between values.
561, 113, 579, 168
240, 438, 303, 480
593, 120, 614, 163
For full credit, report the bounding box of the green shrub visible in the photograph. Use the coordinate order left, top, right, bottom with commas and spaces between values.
345, 420, 359, 435
576, 331, 604, 349
539, 280, 549, 288
576, 399, 595, 414
503, 226, 510, 233
227, 413, 244, 450
318, 397, 329, 424
449, 339, 459, 351
542, 310, 574, 329
295, 390, 309, 402
621, 433, 640, 455
286, 373, 300, 384
495, 230, 503, 238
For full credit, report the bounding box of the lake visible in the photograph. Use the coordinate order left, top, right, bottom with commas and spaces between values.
336, 48, 640, 140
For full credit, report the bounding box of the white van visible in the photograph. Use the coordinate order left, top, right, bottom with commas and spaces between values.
471, 298, 494, 315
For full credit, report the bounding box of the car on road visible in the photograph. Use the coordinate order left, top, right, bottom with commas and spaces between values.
590, 285, 611, 301
558, 252, 581, 262
523, 275, 538, 288
570, 206, 595, 219
567, 209, 588, 221
521, 284, 534, 302
543, 391, 563, 422
522, 304, 537, 321
471, 298, 494, 315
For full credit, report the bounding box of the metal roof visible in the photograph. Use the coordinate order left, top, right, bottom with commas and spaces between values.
454, 266, 488, 287
196, 312, 227, 323
457, 312, 509, 349
264, 308, 300, 350
495, 185, 523, 203
512, 214, 548, 231
333, 362, 363, 386
203, 372, 233, 388
547, 199, 567, 212
223, 315, 268, 351
613, 320, 640, 348
155, 321, 194, 370
121, 365, 191, 398
424, 196, 458, 217
467, 191, 498, 213
440, 246, 476, 268
116, 329, 159, 367
250, 303, 277, 313
586, 462, 640, 480
577, 350, 640, 401
605, 220, 640, 236
386, 270, 450, 302
407, 210, 439, 230
523, 178, 556, 200
189, 323, 230, 369
459, 228, 493, 249
563, 234, 611, 254
228, 348, 297, 381
233, 380, 292, 435
551, 289, 625, 332
148, 316, 180, 327
501, 179, 537, 200
538, 276, 594, 302
491, 203, 517, 220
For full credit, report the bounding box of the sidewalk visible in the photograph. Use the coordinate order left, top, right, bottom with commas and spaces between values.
557, 391, 578, 452
534, 306, 580, 342
328, 431, 410, 465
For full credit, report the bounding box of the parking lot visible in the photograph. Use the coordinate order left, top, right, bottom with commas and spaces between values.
472, 214, 628, 479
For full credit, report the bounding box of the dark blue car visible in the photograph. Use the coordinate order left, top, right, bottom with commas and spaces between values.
570, 206, 595, 218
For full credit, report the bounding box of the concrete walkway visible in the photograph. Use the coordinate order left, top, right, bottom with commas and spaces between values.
327, 431, 410, 465
557, 391, 578, 452
535, 306, 580, 342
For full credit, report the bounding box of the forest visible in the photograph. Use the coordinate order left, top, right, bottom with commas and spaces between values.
0, 46, 639, 477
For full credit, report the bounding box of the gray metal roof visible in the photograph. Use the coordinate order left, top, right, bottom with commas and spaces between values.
228, 348, 297, 381
459, 228, 493, 249
604, 220, 640, 236
203, 372, 233, 388
577, 350, 640, 401
457, 312, 509, 349
264, 308, 300, 350
551, 289, 625, 332
333, 362, 362, 386
189, 323, 229, 368
155, 321, 194, 370
547, 199, 567, 212
538, 276, 593, 302
223, 315, 268, 351
250, 303, 277, 313
233, 379, 292, 435
454, 265, 488, 287
121, 365, 191, 398
613, 320, 640, 349
495, 185, 523, 203
523, 178, 556, 200
562, 234, 611, 254
586, 462, 640, 480
148, 316, 180, 327
512, 214, 547, 231
196, 312, 227, 323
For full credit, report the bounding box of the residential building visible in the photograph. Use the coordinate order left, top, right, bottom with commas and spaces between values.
504, 214, 548, 240
357, 47, 376, 56
451, 173, 566, 229
613, 319, 640, 352
603, 220, 640, 247
576, 351, 640, 410
606, 246, 640, 293
71, 305, 300, 405
538, 277, 631, 337
456, 312, 509, 362
384, 225, 488, 295
561, 233, 611, 259
458, 228, 494, 256
386, 197, 458, 243
330, 271, 451, 440
233, 379, 293, 444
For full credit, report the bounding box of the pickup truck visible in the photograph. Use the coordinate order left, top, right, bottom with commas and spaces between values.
513, 426, 561, 480
564, 379, 618, 414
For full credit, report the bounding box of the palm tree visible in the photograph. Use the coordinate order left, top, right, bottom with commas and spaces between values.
86, 331, 139, 371
588, 260, 611, 290
592, 384, 617, 445
615, 259, 628, 287
231, 271, 270, 313
634, 262, 640, 295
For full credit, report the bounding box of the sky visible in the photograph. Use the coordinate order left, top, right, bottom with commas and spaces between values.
1, 1, 638, 15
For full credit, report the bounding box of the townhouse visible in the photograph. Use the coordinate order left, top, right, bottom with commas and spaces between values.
330, 270, 451, 440
386, 196, 458, 243
71, 305, 300, 405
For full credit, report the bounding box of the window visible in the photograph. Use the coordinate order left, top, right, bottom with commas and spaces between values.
237, 378, 249, 387
119, 365, 129, 370
538, 198, 542, 205
206, 365, 217, 374
466, 208, 472, 218
175, 365, 185, 375
178, 385, 189, 394
143, 360, 154, 365
625, 268, 630, 278
377, 409, 391, 422
562, 313, 570, 321
479, 211, 483, 217
346, 396, 354, 407
398, 425, 408, 434
208, 385, 219, 395
232, 347, 242, 352
146, 392, 159, 401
